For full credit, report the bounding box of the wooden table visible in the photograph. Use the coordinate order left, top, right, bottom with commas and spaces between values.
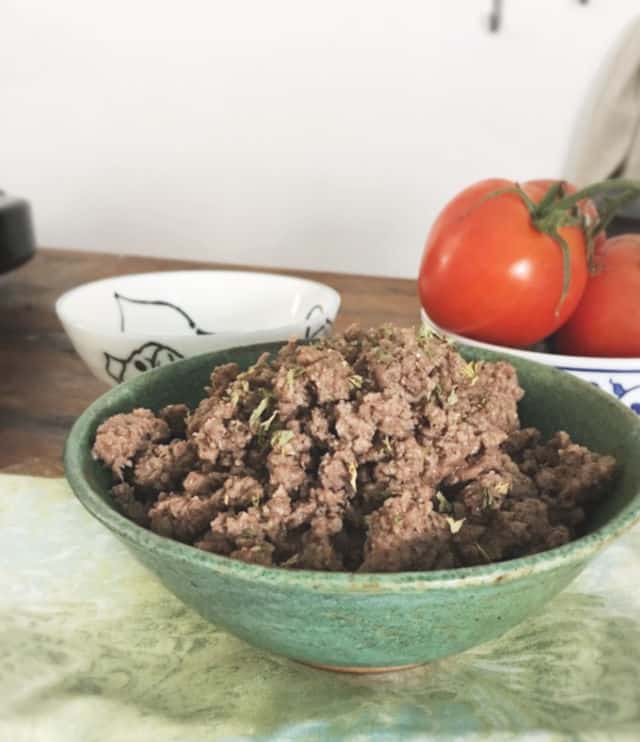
1, 248, 419, 477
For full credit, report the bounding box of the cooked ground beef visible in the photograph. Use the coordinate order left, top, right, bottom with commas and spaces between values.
92, 324, 617, 572
148, 493, 222, 543
158, 404, 189, 438
132, 440, 196, 492
92, 409, 170, 478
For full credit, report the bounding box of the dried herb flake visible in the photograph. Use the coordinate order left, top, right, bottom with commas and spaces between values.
446, 516, 465, 534
435, 491, 452, 514
349, 374, 364, 390
348, 462, 358, 491
286, 367, 304, 390
249, 395, 271, 431
383, 435, 393, 456
260, 410, 278, 432
271, 430, 294, 450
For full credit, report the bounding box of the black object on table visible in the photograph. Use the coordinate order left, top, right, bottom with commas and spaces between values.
0, 190, 36, 274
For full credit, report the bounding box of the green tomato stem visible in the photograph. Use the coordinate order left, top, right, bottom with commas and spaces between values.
522, 178, 640, 314
534, 180, 565, 214
486, 178, 640, 315
547, 178, 640, 213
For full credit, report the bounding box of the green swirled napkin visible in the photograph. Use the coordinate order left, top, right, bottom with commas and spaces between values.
1, 474, 639, 742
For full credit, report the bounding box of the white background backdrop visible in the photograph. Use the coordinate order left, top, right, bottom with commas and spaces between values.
2, 1, 639, 278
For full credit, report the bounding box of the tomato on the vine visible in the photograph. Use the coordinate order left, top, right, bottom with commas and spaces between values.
418, 178, 591, 348
553, 234, 640, 357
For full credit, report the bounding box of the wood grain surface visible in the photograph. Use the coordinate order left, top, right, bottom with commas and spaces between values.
1, 249, 419, 476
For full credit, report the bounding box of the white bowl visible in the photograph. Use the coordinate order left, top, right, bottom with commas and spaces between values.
420, 309, 640, 414
57, 271, 340, 386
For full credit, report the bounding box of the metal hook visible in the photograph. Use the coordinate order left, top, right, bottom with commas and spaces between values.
488, 0, 503, 33
489, 0, 586, 35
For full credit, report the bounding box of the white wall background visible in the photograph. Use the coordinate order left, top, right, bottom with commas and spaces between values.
2, 1, 639, 278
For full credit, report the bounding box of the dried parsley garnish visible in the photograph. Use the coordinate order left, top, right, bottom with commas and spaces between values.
383, 435, 393, 456
348, 462, 358, 491
271, 429, 294, 450
462, 361, 480, 385
230, 379, 250, 407
249, 393, 272, 431
435, 491, 452, 514
286, 366, 304, 390
260, 410, 278, 432
445, 516, 465, 534
481, 488, 498, 509
348, 374, 364, 390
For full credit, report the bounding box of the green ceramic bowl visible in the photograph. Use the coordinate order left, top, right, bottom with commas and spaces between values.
64, 342, 640, 672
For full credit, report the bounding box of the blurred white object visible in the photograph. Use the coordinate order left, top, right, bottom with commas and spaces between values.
420, 309, 640, 415
570, 16, 640, 186
56, 271, 340, 386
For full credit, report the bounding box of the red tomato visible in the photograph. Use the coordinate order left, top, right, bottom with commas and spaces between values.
527, 179, 606, 253
418, 178, 589, 348
553, 235, 640, 357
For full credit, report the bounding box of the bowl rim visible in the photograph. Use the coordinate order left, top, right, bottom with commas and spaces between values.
55, 269, 341, 341
64, 341, 640, 593
419, 308, 640, 370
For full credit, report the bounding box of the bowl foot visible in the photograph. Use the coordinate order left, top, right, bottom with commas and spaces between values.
299, 660, 424, 674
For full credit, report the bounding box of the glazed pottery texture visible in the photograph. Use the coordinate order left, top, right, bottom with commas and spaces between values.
64, 342, 640, 670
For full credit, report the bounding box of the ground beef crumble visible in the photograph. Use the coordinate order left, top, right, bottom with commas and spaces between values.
92, 324, 617, 572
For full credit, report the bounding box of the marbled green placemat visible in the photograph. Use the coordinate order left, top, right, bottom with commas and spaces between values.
1, 474, 639, 742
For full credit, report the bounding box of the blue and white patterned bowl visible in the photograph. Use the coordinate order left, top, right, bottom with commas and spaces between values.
420, 309, 640, 414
